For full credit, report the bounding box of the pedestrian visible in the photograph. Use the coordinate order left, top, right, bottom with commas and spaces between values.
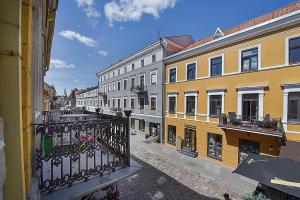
223, 193, 231, 200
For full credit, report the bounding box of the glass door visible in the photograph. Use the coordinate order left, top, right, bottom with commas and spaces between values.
242, 94, 259, 121
184, 128, 196, 151
239, 139, 260, 163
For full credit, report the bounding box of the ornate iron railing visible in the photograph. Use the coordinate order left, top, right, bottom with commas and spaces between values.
34, 111, 131, 193
218, 113, 284, 137
130, 85, 147, 93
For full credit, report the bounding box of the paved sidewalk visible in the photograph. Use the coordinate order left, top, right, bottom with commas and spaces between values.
129, 134, 258, 200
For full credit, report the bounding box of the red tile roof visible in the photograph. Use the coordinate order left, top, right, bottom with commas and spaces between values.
184, 2, 300, 51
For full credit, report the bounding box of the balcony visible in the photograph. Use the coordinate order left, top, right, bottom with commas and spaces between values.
98, 92, 107, 97
34, 110, 142, 199
130, 85, 147, 94
218, 112, 285, 138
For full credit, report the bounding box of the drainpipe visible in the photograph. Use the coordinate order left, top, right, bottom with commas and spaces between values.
0, 118, 5, 200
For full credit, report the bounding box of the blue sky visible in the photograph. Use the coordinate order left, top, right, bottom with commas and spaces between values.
45, 0, 297, 95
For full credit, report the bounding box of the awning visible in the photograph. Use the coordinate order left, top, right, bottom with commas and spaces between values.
280, 141, 300, 162
233, 154, 300, 198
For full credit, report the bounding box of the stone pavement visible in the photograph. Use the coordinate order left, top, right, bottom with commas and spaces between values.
117, 134, 258, 200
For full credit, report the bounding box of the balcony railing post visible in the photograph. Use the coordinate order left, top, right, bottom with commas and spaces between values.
124, 110, 132, 166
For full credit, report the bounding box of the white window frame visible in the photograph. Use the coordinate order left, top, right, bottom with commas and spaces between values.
130, 97, 135, 109
150, 70, 157, 86
123, 97, 127, 108
150, 95, 157, 111
117, 81, 121, 91
207, 91, 225, 121
208, 54, 224, 77
185, 61, 197, 81
123, 79, 127, 90
138, 96, 145, 110
238, 44, 261, 72
184, 92, 198, 115
237, 87, 264, 119
139, 73, 145, 86
168, 66, 177, 84
168, 94, 177, 114
285, 34, 300, 65
117, 98, 121, 109
282, 84, 300, 131
113, 82, 116, 91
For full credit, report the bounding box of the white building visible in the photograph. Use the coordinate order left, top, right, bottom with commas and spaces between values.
76, 86, 99, 112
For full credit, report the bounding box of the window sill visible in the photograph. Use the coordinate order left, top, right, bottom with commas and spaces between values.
185, 113, 195, 116
168, 111, 176, 114
287, 120, 300, 125
209, 115, 220, 118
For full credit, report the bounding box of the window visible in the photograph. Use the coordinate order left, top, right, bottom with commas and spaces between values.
186, 96, 196, 115
168, 125, 176, 145
113, 72, 115, 77
210, 56, 222, 77
113, 82, 116, 91
123, 99, 127, 108
150, 71, 157, 85
123, 79, 127, 90
131, 77, 135, 89
288, 92, 300, 122
169, 68, 176, 83
100, 99, 103, 107
241, 48, 258, 71
242, 94, 259, 121
118, 69, 120, 75
108, 99, 110, 107
210, 95, 222, 116
187, 63, 196, 80
117, 81, 121, 91
152, 54, 156, 63
117, 99, 121, 109
112, 99, 115, 108
207, 133, 222, 160
141, 59, 144, 67
168, 96, 176, 113
289, 37, 300, 65
140, 75, 145, 87
132, 63, 135, 70
108, 85, 111, 92
139, 120, 145, 131
131, 98, 135, 109
150, 97, 156, 110
139, 97, 144, 110
124, 66, 127, 73
131, 118, 135, 129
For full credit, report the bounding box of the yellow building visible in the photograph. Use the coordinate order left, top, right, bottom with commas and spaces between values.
164, 2, 300, 168
0, 0, 58, 199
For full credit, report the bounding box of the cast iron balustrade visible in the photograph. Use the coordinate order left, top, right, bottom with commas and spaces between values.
218, 113, 285, 137
130, 85, 147, 94
33, 112, 131, 193
99, 92, 107, 97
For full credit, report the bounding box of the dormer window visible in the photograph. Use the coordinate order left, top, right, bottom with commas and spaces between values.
213, 27, 224, 39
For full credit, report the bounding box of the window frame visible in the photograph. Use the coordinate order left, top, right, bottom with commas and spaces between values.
286, 35, 300, 65
209, 94, 223, 117
130, 97, 135, 110
184, 92, 198, 115
209, 54, 224, 77
152, 54, 156, 63
185, 61, 197, 81
168, 95, 177, 113
141, 59, 144, 67
150, 70, 157, 85
117, 81, 121, 91
168, 66, 177, 83
123, 79, 127, 90
207, 133, 223, 160
288, 92, 300, 122
123, 98, 127, 108
150, 96, 157, 111
139, 97, 145, 110
139, 119, 145, 131
239, 45, 261, 72
139, 74, 145, 87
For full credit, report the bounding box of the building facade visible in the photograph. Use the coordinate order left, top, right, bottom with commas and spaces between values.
76, 86, 99, 112
164, 3, 300, 167
43, 83, 56, 111
0, 0, 58, 199
96, 36, 194, 142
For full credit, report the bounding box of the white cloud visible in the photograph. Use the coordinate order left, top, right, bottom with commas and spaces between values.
74, 79, 80, 82
59, 30, 97, 47
104, 0, 176, 25
76, 0, 100, 18
50, 59, 76, 69
98, 50, 108, 56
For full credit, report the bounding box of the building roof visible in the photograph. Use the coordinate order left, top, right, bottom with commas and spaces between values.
77, 86, 98, 95
183, 2, 300, 51
96, 35, 193, 76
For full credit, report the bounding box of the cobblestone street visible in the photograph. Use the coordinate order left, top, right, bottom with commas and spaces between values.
117, 134, 257, 200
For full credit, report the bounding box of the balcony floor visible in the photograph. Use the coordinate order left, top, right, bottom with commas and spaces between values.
42, 159, 142, 200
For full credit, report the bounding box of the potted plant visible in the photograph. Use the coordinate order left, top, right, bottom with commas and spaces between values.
145, 133, 150, 139
154, 135, 160, 143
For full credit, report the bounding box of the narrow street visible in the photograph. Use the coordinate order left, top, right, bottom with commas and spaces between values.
117, 134, 258, 200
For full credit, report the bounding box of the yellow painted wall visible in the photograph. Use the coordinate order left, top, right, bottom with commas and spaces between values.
165, 26, 300, 167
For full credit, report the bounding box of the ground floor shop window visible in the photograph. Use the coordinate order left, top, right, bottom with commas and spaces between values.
207, 133, 222, 160
168, 125, 176, 145
139, 119, 145, 131
184, 127, 196, 151
131, 118, 135, 129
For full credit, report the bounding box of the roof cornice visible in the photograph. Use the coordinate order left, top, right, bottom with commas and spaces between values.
164, 10, 300, 64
